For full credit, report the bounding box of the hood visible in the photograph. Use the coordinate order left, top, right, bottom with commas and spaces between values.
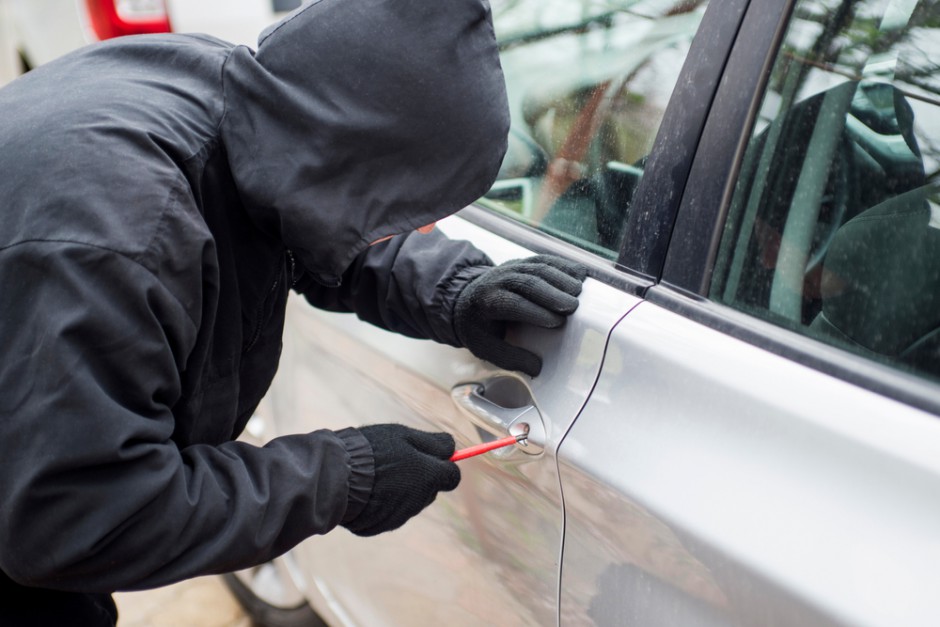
221, 0, 509, 286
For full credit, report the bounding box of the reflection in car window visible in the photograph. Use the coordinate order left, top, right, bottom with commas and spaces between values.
711, 0, 940, 382
478, 0, 708, 258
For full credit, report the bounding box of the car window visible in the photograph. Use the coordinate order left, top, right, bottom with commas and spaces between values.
478, 0, 709, 259
710, 0, 940, 382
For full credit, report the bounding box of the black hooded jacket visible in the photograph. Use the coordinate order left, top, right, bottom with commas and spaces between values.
0, 0, 508, 592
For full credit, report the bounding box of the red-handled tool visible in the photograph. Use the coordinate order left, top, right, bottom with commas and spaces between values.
450, 432, 528, 462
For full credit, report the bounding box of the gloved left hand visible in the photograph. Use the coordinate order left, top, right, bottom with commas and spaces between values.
453, 254, 588, 377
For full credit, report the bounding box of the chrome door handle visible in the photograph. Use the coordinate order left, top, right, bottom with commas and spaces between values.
450, 382, 545, 455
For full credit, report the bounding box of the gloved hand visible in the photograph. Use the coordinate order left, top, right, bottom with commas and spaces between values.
453, 255, 588, 376
342, 424, 460, 537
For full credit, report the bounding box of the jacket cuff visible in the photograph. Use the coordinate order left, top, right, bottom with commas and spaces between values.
435, 262, 492, 347
336, 427, 374, 524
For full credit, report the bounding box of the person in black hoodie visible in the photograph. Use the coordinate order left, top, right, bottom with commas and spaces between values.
0, 0, 587, 624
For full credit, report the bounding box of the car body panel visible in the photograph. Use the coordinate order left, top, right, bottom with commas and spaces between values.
559, 298, 940, 626
263, 214, 640, 626
6, 0, 86, 66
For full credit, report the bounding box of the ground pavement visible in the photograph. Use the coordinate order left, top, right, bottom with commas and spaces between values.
115, 576, 249, 627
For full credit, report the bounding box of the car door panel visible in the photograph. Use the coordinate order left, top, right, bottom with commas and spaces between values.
558, 298, 940, 626
226, 0, 940, 622
265, 214, 640, 626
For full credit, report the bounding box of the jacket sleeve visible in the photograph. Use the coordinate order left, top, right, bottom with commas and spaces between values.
0, 242, 373, 593
294, 229, 493, 346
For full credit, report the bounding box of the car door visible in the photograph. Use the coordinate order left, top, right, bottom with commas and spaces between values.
272, 220, 638, 626
558, 0, 940, 624
254, 0, 748, 625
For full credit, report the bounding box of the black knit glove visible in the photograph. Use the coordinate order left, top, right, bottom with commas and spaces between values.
342, 424, 460, 537
453, 255, 588, 377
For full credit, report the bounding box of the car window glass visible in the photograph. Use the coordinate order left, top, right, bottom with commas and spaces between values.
711, 0, 940, 382
478, 0, 709, 259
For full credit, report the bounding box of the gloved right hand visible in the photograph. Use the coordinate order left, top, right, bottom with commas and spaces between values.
342, 424, 460, 537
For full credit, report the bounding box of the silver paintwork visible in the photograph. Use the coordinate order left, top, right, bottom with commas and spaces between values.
264, 214, 639, 626
558, 300, 940, 626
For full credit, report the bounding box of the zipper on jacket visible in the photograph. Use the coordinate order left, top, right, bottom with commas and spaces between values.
243, 253, 287, 354
286, 249, 298, 286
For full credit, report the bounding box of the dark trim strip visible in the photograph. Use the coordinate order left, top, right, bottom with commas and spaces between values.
617, 0, 751, 279
663, 0, 798, 293
459, 205, 653, 297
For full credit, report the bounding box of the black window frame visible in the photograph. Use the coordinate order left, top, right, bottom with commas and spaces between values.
661, 0, 797, 293
616, 0, 751, 281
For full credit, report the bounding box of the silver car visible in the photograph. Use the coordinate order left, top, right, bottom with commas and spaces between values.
227, 0, 940, 625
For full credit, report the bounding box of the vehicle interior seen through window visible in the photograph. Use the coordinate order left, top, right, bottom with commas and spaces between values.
481, 0, 939, 384
710, 0, 940, 382
479, 0, 707, 258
